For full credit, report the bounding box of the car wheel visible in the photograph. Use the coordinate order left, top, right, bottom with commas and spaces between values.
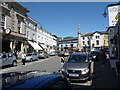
12, 61, 17, 67
30, 59, 33, 62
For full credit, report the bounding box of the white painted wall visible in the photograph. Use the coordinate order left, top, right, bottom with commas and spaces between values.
108, 5, 119, 26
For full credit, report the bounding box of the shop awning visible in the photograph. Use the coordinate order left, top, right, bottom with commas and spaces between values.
28, 41, 43, 50
39, 44, 47, 49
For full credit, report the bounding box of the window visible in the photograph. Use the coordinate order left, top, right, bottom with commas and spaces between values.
96, 36, 100, 39
2, 54, 6, 58
83, 41, 85, 45
83, 37, 85, 40
1, 14, 6, 28
18, 20, 22, 33
27, 31, 29, 38
87, 41, 90, 45
96, 40, 99, 45
70, 44, 73, 47
33, 34, 35, 40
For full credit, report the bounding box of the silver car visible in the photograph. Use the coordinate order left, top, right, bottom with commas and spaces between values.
61, 53, 94, 81
25, 53, 38, 62
0, 53, 17, 67
37, 51, 49, 59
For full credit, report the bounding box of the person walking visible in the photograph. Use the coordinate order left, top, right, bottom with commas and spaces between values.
21, 52, 26, 65
61, 54, 65, 63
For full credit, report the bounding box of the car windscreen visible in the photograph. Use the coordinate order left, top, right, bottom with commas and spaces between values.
67, 55, 88, 63
26, 54, 32, 56
90, 51, 99, 55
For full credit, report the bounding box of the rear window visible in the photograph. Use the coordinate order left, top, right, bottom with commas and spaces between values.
67, 55, 88, 63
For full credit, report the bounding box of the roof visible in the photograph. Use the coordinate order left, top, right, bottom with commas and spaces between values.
13, 2, 29, 13
81, 32, 93, 36
81, 31, 108, 37
108, 2, 120, 7
59, 37, 78, 41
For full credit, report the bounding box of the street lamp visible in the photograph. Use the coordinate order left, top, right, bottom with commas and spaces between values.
103, 6, 108, 18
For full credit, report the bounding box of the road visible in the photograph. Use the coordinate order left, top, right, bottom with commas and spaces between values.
0, 56, 93, 88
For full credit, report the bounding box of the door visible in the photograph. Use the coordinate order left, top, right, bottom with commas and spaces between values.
1, 53, 7, 66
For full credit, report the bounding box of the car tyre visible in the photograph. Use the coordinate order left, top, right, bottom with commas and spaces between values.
30, 59, 33, 62
12, 61, 17, 67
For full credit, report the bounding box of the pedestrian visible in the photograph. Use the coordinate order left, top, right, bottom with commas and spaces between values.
21, 52, 26, 65
61, 54, 65, 63
100, 49, 107, 68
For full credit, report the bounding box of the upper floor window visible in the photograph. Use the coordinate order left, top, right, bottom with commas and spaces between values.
18, 20, 22, 34
33, 33, 35, 40
27, 31, 29, 38
83, 37, 85, 40
96, 36, 100, 39
83, 41, 85, 45
1, 14, 6, 29
87, 41, 90, 45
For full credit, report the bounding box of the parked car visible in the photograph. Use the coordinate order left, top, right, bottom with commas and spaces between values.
25, 53, 38, 62
89, 51, 101, 61
37, 51, 49, 59
49, 51, 57, 56
63, 51, 69, 57
61, 53, 94, 81
0, 53, 17, 67
57, 51, 62, 57
2, 70, 73, 89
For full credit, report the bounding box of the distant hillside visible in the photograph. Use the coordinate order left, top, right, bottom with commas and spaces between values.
63, 36, 74, 39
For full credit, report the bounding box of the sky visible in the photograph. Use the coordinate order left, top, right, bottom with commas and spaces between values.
19, 2, 115, 37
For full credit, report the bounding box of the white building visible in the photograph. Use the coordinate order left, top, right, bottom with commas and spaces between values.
37, 25, 57, 52
59, 37, 78, 51
26, 16, 57, 53
59, 31, 108, 52
26, 16, 43, 53
82, 31, 108, 52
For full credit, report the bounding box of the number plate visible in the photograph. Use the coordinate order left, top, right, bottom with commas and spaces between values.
69, 74, 79, 77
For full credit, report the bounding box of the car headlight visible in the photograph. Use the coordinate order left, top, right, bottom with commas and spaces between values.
93, 56, 96, 58
82, 69, 89, 74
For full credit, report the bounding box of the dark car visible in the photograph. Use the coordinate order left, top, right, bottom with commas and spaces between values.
89, 51, 101, 61
2, 70, 73, 89
61, 53, 94, 81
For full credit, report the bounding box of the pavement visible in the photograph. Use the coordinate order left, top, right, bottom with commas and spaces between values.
92, 59, 120, 89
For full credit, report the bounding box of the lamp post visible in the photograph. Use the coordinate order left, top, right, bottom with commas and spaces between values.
103, 6, 108, 18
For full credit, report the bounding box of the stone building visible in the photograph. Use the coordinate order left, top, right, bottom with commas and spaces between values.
0, 1, 29, 53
